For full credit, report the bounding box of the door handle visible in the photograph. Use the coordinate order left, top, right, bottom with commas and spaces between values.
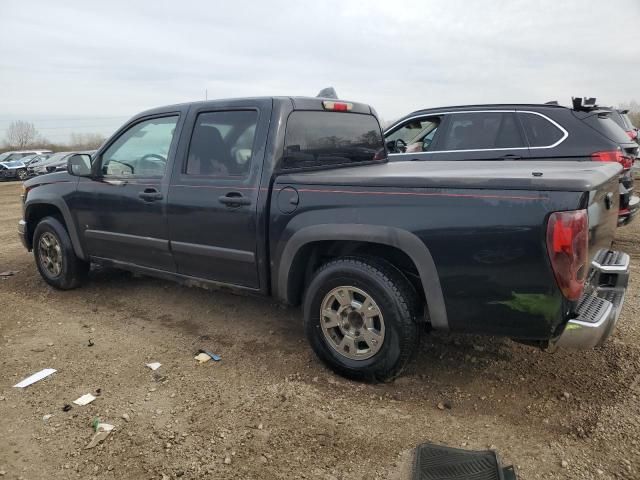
138, 188, 163, 202
218, 192, 251, 207
501, 154, 522, 160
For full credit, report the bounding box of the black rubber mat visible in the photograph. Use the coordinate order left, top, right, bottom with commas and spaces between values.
413, 443, 517, 480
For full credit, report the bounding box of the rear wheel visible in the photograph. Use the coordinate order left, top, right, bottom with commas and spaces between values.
33, 216, 88, 289
303, 257, 420, 382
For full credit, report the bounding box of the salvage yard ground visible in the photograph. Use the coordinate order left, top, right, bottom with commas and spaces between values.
0, 180, 639, 480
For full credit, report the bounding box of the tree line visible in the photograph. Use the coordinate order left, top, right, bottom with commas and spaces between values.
1, 120, 106, 153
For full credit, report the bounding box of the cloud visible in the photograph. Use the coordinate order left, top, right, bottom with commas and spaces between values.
0, 0, 638, 140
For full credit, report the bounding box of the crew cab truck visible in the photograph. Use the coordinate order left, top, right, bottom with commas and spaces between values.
18, 97, 630, 381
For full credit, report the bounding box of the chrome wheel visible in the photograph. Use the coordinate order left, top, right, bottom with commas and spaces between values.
38, 232, 63, 277
17, 169, 27, 180
320, 286, 385, 360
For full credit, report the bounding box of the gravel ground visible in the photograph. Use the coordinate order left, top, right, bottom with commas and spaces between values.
0, 180, 639, 480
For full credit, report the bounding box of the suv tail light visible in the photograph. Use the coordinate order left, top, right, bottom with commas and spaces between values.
626, 129, 638, 141
546, 210, 588, 301
591, 150, 633, 170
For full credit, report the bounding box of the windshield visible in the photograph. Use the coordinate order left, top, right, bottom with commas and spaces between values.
43, 152, 71, 163
0, 152, 13, 162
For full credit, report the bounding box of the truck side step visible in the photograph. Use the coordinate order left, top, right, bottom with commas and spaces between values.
413, 443, 517, 480
592, 250, 630, 272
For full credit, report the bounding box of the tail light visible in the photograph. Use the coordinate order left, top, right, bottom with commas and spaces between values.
626, 129, 638, 141
591, 150, 633, 170
546, 210, 588, 301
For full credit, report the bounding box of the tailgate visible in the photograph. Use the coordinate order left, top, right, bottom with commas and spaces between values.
587, 172, 619, 262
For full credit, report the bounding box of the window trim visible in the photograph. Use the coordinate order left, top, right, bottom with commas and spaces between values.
386, 110, 568, 156
95, 113, 181, 179
183, 108, 259, 179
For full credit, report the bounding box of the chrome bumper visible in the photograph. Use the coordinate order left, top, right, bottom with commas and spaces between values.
555, 250, 629, 348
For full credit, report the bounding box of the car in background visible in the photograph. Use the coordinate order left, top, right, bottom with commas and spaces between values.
384, 98, 639, 226
0, 149, 52, 163
609, 109, 639, 145
24, 153, 52, 175
32, 152, 74, 175
0, 159, 30, 180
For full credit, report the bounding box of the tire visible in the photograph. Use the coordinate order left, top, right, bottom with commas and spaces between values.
16, 169, 27, 181
303, 257, 421, 382
33, 216, 89, 290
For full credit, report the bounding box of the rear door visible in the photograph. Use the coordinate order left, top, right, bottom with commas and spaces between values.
166, 99, 271, 289
431, 111, 528, 160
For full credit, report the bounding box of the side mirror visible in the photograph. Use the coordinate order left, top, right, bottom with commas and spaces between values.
67, 154, 92, 177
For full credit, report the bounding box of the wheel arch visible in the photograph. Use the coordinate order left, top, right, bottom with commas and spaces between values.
24, 199, 86, 260
276, 224, 448, 330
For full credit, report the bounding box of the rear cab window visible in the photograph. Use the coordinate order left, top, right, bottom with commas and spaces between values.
282, 111, 385, 170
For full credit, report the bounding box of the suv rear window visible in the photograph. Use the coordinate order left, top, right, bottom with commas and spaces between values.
282, 112, 384, 170
519, 112, 564, 147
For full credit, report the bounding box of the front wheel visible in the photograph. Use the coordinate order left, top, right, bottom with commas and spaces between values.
33, 216, 89, 290
303, 257, 420, 382
16, 169, 27, 181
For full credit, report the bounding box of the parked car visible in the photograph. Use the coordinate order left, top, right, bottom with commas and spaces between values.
0, 159, 29, 180
609, 108, 639, 145
18, 96, 629, 381
32, 152, 74, 175
384, 100, 639, 226
24, 153, 52, 175
0, 149, 52, 162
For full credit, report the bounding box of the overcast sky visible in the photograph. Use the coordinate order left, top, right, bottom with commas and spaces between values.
1, 0, 639, 142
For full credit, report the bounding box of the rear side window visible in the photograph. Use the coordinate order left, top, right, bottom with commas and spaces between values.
186, 110, 258, 177
519, 112, 564, 147
580, 113, 632, 144
438, 112, 524, 151
282, 112, 384, 170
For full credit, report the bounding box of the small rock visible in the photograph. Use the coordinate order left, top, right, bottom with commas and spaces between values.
0, 470, 5, 476
165, 443, 172, 449
224, 456, 232, 465
42, 414, 53, 421
260, 455, 268, 463
561, 460, 569, 468
437, 402, 445, 410
121, 413, 130, 422
258, 423, 263, 430
46, 342, 54, 347
596, 469, 604, 475
563, 392, 571, 400
155, 409, 163, 415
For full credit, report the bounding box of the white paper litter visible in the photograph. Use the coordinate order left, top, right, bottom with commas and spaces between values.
13, 368, 57, 388
194, 352, 211, 364
146, 362, 162, 370
73, 393, 96, 406
85, 423, 115, 449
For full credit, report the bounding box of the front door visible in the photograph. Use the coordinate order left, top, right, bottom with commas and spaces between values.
167, 100, 271, 289
74, 113, 182, 271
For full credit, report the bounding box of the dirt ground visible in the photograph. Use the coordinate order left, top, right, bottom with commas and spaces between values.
0, 180, 638, 480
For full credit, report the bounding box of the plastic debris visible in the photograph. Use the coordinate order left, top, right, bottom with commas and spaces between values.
13, 368, 56, 388
42, 414, 54, 421
146, 362, 162, 371
73, 393, 96, 406
85, 422, 115, 449
194, 352, 211, 364
197, 349, 221, 362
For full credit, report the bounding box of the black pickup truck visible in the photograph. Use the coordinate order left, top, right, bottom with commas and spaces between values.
18, 96, 630, 381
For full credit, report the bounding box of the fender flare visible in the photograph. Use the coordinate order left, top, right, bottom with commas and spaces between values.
24, 197, 87, 260
276, 224, 449, 330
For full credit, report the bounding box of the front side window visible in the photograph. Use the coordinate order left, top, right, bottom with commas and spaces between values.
439, 112, 524, 151
386, 117, 441, 153
101, 116, 178, 177
186, 110, 258, 177
519, 112, 564, 147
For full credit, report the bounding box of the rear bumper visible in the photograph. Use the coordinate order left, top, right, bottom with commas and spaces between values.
554, 250, 629, 348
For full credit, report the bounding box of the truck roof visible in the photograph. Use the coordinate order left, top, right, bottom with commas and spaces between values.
134, 96, 375, 119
